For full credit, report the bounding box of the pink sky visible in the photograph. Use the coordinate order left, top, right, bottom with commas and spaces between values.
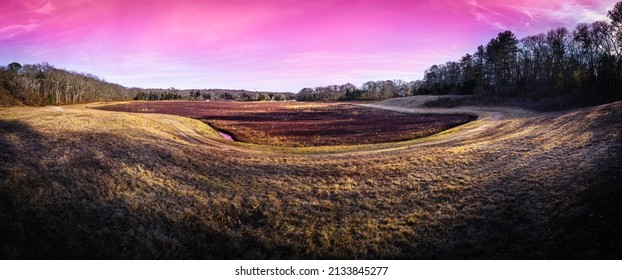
0, 0, 617, 92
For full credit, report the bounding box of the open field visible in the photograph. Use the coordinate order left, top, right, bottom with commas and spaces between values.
99, 101, 475, 147
0, 99, 621, 259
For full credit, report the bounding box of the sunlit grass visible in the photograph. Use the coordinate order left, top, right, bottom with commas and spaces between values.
0, 101, 620, 259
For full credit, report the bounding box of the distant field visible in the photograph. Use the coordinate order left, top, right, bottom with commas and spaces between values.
0, 99, 620, 259
100, 101, 475, 147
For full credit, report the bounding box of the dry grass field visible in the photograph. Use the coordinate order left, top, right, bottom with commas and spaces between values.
0, 98, 620, 259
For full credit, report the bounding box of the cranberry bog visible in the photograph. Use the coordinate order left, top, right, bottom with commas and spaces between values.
100, 101, 475, 147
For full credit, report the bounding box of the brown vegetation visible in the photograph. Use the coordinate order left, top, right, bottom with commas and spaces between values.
0, 88, 21, 107
0, 100, 620, 259
100, 101, 475, 147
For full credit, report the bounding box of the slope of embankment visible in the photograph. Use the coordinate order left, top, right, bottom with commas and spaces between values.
0, 100, 620, 259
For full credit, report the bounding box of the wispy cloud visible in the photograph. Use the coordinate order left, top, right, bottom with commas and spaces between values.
544, 2, 610, 24
507, 1, 613, 27
469, 0, 503, 17
466, 1, 510, 30
523, 7, 534, 20
463, 0, 615, 35
0, 22, 40, 40
34, 1, 56, 14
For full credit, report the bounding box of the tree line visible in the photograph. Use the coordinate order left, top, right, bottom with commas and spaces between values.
179, 89, 295, 101
0, 62, 135, 106
414, 2, 622, 108
131, 88, 295, 102
0, 62, 296, 106
295, 80, 420, 101
132, 88, 295, 101
133, 90, 183, 101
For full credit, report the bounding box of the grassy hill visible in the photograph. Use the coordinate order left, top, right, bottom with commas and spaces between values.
0, 100, 620, 259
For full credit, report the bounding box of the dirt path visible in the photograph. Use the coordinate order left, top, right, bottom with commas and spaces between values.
342, 103, 539, 153
358, 103, 535, 120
